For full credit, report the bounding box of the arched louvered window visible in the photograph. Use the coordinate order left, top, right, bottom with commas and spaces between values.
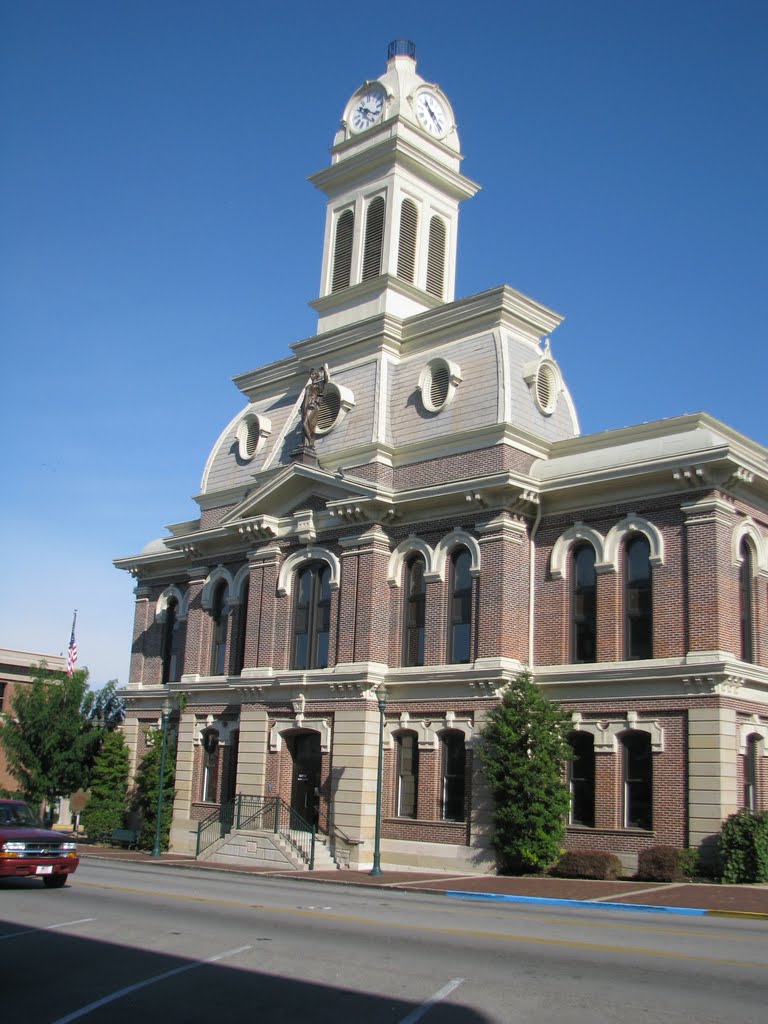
739, 539, 755, 663
570, 544, 596, 664
331, 209, 354, 292
744, 734, 760, 811
161, 598, 180, 684
403, 555, 426, 667
441, 731, 466, 822
210, 582, 230, 676
622, 731, 653, 829
449, 547, 472, 664
567, 732, 595, 827
397, 198, 418, 283
426, 216, 446, 298
396, 732, 419, 818
316, 384, 342, 433
231, 578, 249, 677
362, 196, 386, 281
624, 535, 652, 660
292, 563, 331, 670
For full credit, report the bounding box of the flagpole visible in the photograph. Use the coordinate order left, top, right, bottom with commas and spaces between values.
67, 610, 78, 676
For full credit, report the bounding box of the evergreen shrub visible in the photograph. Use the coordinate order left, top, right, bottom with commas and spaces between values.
719, 810, 768, 883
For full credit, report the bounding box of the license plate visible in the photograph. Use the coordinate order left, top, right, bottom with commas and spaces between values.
35, 865, 53, 875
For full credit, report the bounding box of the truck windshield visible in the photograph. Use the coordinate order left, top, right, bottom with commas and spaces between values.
0, 803, 41, 827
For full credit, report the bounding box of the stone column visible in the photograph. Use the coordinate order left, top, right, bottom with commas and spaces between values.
169, 708, 197, 855
235, 708, 269, 796
688, 703, 738, 863
331, 700, 381, 869
121, 718, 140, 783
468, 707, 496, 869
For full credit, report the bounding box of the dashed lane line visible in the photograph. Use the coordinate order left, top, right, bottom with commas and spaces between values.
0, 918, 95, 941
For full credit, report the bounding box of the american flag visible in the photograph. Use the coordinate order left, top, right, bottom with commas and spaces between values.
66, 611, 77, 676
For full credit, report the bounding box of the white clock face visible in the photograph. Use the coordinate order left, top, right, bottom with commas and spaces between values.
350, 88, 385, 133
416, 93, 448, 137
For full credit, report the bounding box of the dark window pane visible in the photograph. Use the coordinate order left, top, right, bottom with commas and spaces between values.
449, 548, 472, 664
625, 536, 652, 660
403, 556, 426, 667
623, 732, 652, 829
292, 562, 333, 670
739, 541, 754, 663
397, 733, 419, 818
571, 545, 596, 664
568, 732, 595, 827
441, 732, 465, 821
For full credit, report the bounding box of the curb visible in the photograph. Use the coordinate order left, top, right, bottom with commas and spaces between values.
445, 890, 768, 919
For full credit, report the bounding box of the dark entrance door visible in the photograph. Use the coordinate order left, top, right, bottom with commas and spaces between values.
289, 732, 320, 828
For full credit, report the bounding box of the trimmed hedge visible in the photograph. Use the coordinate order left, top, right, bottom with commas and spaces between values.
637, 846, 687, 882
551, 850, 623, 880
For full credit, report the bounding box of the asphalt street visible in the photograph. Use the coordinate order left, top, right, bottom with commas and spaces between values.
3, 859, 767, 1023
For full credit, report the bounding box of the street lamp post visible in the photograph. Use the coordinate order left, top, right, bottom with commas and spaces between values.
150, 697, 173, 858
369, 685, 388, 876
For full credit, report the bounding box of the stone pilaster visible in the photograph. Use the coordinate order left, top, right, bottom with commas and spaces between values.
235, 708, 269, 796
338, 527, 392, 664
330, 701, 381, 869
682, 497, 737, 654
688, 704, 738, 862
169, 709, 197, 855
180, 566, 209, 678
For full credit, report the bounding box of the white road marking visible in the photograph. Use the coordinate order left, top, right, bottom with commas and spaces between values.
399, 978, 465, 1024
0, 918, 95, 940
51, 944, 252, 1023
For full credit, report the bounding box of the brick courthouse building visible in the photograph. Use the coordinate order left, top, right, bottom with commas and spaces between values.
116, 43, 768, 872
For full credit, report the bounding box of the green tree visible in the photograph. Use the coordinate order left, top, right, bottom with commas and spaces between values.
80, 730, 130, 840
0, 667, 102, 810
134, 729, 176, 851
478, 671, 572, 874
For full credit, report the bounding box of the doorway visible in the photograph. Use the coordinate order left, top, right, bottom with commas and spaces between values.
289, 732, 321, 828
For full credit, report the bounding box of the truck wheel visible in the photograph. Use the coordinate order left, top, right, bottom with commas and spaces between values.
43, 875, 68, 888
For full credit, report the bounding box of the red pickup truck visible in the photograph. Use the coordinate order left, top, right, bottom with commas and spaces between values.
0, 799, 79, 887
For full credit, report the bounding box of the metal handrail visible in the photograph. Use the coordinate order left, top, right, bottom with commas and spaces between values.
195, 794, 315, 869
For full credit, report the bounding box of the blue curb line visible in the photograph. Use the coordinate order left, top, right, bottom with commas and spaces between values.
446, 890, 707, 916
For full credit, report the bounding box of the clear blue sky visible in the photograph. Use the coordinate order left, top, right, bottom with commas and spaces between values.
1, 1, 766, 687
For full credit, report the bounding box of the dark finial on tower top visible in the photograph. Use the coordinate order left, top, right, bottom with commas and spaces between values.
387, 39, 416, 62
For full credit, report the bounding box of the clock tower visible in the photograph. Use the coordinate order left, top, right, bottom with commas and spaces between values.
309, 40, 480, 333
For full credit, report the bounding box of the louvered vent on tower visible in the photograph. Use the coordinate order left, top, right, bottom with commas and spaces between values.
430, 363, 450, 408
331, 209, 354, 292
397, 199, 418, 284
316, 386, 342, 432
244, 419, 260, 457
535, 362, 557, 415
418, 358, 461, 413
236, 412, 271, 461
362, 196, 386, 281
426, 216, 446, 298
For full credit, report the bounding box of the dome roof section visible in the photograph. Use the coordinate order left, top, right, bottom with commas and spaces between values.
333, 41, 462, 161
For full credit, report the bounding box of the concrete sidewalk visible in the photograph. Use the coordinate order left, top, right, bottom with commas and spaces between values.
76, 843, 768, 919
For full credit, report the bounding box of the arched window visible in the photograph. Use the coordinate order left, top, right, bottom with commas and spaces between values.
624, 535, 652, 660
331, 209, 354, 292
449, 547, 472, 664
200, 728, 220, 803
622, 732, 652, 829
210, 582, 230, 676
403, 555, 426, 667
441, 731, 466, 822
292, 563, 331, 670
361, 196, 385, 281
739, 539, 755, 663
567, 732, 595, 827
744, 734, 760, 811
426, 216, 446, 298
570, 544, 596, 664
397, 198, 418, 283
161, 597, 181, 684
396, 732, 419, 818
231, 578, 249, 677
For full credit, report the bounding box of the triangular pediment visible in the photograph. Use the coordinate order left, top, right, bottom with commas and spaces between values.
219, 463, 379, 525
